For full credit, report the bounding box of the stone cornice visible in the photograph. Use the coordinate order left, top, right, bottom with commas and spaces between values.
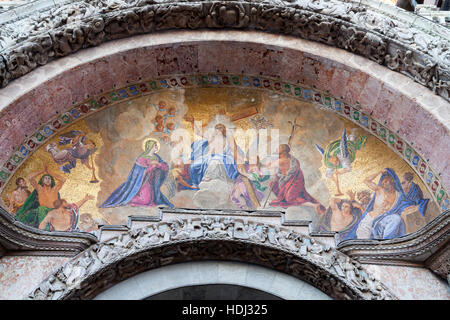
0, 0, 449, 102
337, 210, 450, 265
425, 243, 450, 283
27, 216, 398, 300
0, 206, 98, 256
164, 208, 450, 281
0, 240, 5, 257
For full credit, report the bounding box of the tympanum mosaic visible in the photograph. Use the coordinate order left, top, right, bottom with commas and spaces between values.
0, 86, 441, 242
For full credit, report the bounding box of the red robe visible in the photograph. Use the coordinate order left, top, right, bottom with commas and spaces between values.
270, 157, 318, 207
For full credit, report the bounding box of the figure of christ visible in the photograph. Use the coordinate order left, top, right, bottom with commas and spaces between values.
15, 164, 66, 228
39, 194, 94, 231
6, 177, 31, 215
186, 118, 263, 208
189, 122, 242, 187
268, 144, 325, 213
344, 168, 426, 241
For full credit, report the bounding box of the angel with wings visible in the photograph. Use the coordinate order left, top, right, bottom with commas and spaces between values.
315, 128, 367, 196
46, 130, 99, 182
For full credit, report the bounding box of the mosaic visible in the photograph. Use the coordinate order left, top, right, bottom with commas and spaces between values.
0, 74, 446, 242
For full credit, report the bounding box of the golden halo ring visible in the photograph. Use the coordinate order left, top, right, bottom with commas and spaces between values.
142, 138, 160, 153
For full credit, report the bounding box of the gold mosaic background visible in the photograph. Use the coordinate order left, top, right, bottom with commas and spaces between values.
1, 87, 438, 234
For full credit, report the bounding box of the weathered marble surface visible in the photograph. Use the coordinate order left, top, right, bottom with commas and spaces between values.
0, 255, 68, 300
363, 264, 450, 300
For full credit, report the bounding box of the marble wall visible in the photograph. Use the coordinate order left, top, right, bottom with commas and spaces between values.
0, 254, 447, 300
0, 255, 68, 300
363, 264, 450, 300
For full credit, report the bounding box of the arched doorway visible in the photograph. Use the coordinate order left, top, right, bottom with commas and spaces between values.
146, 284, 283, 300
28, 218, 396, 300
94, 261, 331, 300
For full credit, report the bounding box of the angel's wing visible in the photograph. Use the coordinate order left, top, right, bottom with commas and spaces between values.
58, 130, 85, 145
315, 144, 325, 157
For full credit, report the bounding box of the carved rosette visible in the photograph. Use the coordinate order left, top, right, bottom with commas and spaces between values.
28, 217, 397, 300
0, 0, 449, 101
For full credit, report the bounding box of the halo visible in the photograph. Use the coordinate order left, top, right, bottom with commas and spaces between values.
142, 138, 160, 153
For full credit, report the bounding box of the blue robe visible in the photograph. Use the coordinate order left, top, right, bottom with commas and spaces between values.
189, 139, 240, 186
405, 182, 429, 217
343, 168, 427, 241
100, 154, 173, 208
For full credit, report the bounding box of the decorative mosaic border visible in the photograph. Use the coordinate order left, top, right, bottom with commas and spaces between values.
0, 73, 448, 215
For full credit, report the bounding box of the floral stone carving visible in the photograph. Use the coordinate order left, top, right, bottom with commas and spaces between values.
28, 217, 397, 300
0, 0, 449, 101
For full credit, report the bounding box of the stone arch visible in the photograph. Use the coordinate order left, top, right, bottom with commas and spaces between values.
0, 0, 449, 102
93, 261, 332, 300
28, 217, 397, 300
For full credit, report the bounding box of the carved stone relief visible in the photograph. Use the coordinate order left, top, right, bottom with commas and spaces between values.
28, 217, 397, 300
0, 0, 448, 101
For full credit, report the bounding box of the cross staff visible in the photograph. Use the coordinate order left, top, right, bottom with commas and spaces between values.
263, 115, 301, 208
287, 117, 302, 146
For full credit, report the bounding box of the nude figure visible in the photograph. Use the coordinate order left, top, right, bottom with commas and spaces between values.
355, 170, 400, 239
39, 194, 94, 232
7, 177, 30, 215
364, 170, 398, 219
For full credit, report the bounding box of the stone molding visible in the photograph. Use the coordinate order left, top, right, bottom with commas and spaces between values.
0, 0, 449, 102
162, 208, 450, 275
425, 242, 450, 283
0, 205, 98, 256
27, 216, 397, 300
337, 210, 449, 266
94, 208, 449, 281
161, 208, 450, 280
160, 206, 283, 217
